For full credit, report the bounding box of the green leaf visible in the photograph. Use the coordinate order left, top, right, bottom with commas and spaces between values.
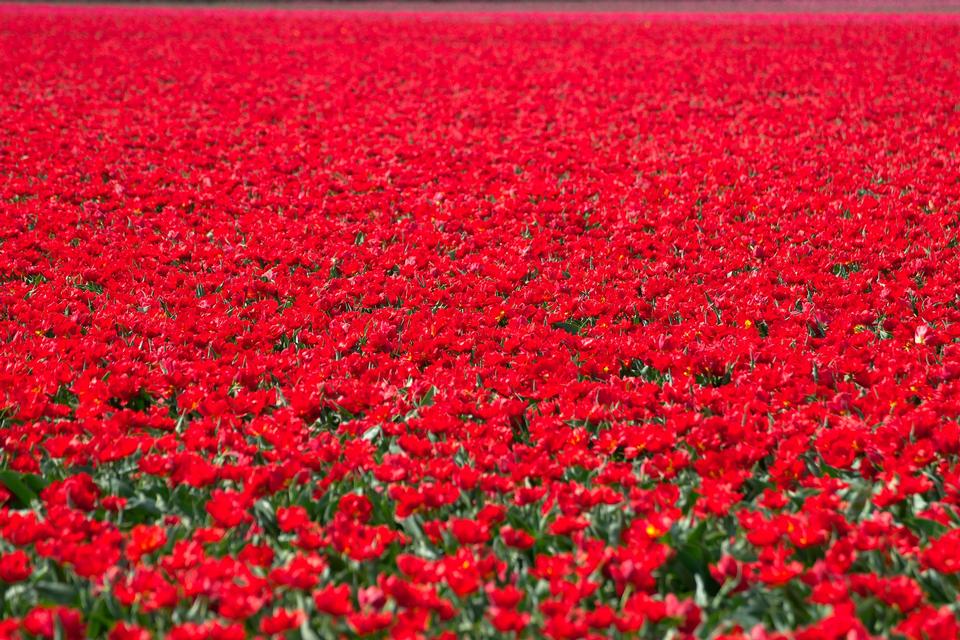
252, 499, 279, 536
415, 386, 437, 408
661, 520, 721, 597
34, 581, 81, 606
298, 621, 322, 640
0, 470, 48, 507
903, 515, 949, 540
85, 596, 118, 637
122, 496, 163, 525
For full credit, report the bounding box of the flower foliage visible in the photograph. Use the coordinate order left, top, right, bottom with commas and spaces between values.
2, 5, 960, 639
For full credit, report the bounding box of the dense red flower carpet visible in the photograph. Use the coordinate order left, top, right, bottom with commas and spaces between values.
2, 5, 960, 638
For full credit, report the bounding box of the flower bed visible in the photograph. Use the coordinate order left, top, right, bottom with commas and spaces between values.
2, 6, 960, 638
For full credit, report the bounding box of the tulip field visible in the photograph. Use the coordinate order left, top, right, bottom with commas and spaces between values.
2, 5, 960, 639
